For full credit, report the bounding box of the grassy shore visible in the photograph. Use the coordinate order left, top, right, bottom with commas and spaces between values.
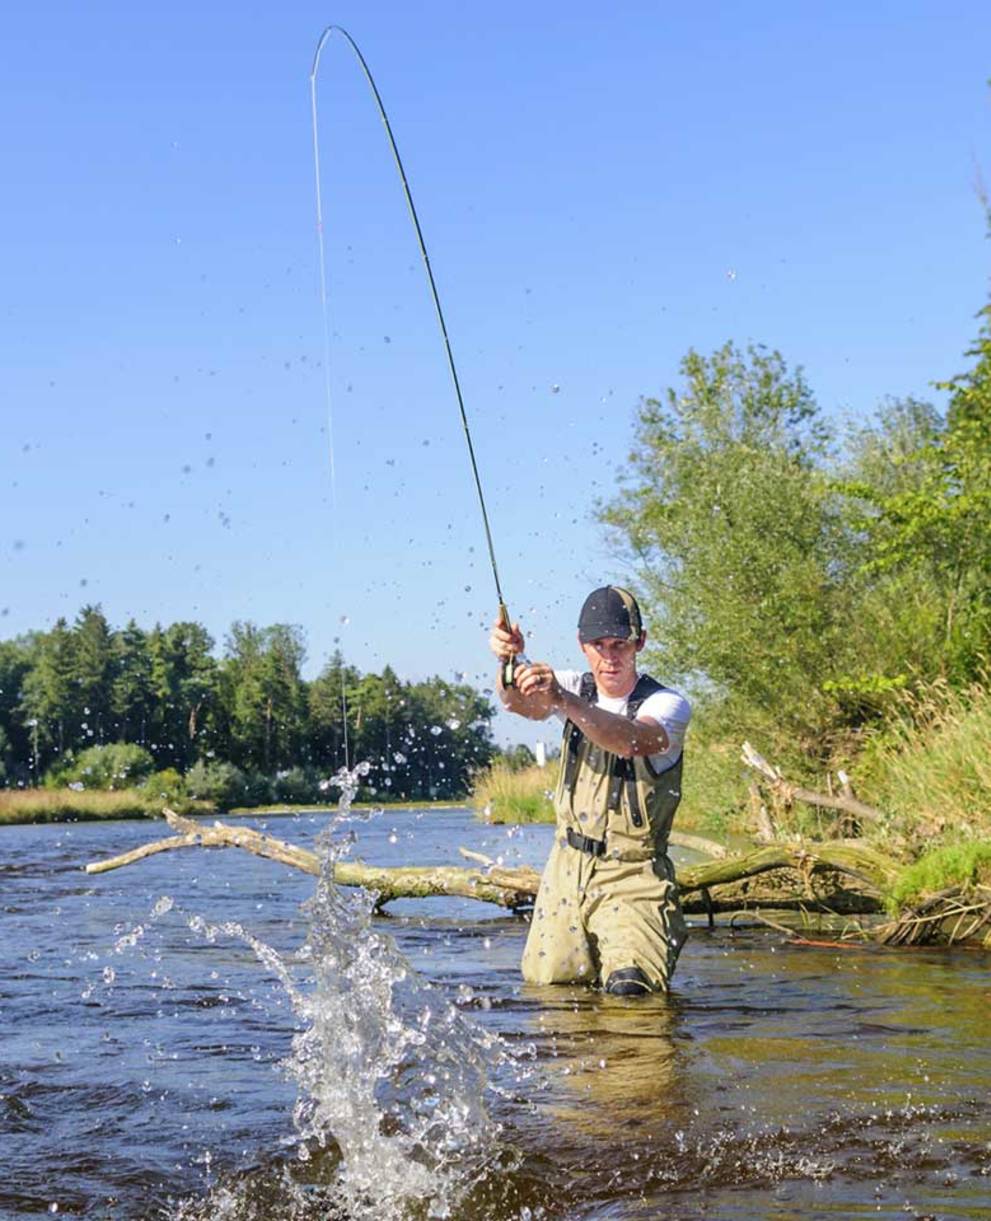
0, 790, 472, 826
227, 801, 467, 816
471, 763, 554, 823
0, 788, 209, 825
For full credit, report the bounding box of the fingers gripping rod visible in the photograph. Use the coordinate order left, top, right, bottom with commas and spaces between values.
310, 27, 520, 681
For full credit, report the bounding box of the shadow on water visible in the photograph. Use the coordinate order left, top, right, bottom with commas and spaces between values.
2, 810, 990, 1219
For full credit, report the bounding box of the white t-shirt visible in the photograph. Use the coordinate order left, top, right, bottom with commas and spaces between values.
553, 670, 691, 771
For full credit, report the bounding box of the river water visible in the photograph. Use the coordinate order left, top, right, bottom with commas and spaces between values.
2, 808, 989, 1219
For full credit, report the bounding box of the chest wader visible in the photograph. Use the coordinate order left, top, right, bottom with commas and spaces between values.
521, 673, 688, 992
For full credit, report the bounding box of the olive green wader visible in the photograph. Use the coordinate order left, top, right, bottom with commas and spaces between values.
521, 673, 688, 991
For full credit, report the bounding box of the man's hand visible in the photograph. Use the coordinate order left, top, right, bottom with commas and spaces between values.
514, 661, 564, 708
489, 615, 525, 662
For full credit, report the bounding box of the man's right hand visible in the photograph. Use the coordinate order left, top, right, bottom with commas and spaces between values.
489, 615, 525, 662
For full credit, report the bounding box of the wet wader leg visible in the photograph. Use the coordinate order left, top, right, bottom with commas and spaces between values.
583, 855, 688, 993
521, 840, 596, 985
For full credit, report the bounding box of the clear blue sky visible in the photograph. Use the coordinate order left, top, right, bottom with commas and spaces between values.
2, 2, 989, 746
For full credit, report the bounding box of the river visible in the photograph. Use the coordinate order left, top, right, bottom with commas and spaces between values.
2, 808, 989, 1219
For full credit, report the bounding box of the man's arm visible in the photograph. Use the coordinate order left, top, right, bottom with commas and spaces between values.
515, 663, 669, 758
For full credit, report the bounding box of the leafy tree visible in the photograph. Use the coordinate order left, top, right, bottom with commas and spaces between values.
185, 759, 247, 809
72, 605, 114, 743
307, 651, 361, 772
841, 310, 991, 684
601, 342, 849, 749
20, 618, 79, 767
111, 620, 155, 744
223, 622, 306, 772
148, 622, 219, 769
0, 635, 36, 781
494, 743, 537, 772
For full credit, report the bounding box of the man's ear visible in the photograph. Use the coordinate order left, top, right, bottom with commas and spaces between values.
635, 631, 647, 653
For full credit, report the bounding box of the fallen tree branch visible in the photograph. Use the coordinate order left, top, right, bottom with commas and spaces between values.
84, 811, 900, 925
84, 809, 540, 910
741, 742, 885, 825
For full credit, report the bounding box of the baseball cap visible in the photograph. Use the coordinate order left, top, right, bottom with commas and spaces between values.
577, 586, 643, 643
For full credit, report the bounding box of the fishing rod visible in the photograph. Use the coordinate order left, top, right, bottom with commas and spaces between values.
309, 26, 526, 687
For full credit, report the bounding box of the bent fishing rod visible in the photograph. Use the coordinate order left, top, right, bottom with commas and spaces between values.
310, 26, 526, 686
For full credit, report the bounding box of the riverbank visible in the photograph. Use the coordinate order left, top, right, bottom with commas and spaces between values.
0, 789, 471, 826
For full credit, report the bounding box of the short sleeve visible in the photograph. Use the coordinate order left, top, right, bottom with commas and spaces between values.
637, 689, 691, 769
551, 670, 583, 721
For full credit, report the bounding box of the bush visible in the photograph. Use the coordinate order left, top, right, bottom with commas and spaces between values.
142, 767, 186, 804
185, 759, 246, 809
273, 766, 322, 804
241, 771, 275, 806
51, 742, 156, 790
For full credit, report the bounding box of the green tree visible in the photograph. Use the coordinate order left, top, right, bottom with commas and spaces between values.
601, 342, 849, 750
72, 604, 115, 744
148, 622, 219, 769
0, 635, 36, 781
223, 622, 306, 772
840, 311, 991, 685
307, 651, 360, 772
53, 741, 155, 789
111, 619, 155, 744
21, 618, 79, 769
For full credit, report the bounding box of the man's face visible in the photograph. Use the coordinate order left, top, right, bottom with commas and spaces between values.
579, 633, 645, 697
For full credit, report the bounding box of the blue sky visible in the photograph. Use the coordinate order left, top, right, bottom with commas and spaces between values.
2, 2, 989, 746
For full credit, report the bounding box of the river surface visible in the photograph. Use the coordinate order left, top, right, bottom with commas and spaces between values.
2, 808, 990, 1219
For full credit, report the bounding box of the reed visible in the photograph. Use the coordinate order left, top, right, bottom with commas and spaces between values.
859, 672, 991, 843
471, 762, 554, 824
0, 788, 206, 825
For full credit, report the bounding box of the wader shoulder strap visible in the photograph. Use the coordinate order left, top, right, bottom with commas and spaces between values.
561, 673, 597, 791
619, 673, 664, 828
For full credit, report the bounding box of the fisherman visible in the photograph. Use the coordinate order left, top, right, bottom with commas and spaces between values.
490, 587, 690, 995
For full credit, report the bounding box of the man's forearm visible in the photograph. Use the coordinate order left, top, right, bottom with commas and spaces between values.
555, 689, 668, 758
496, 668, 552, 720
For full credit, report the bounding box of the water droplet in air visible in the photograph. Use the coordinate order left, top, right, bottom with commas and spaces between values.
551, 384, 560, 394
430, 725, 443, 736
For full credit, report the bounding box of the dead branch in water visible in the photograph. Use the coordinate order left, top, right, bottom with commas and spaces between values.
83, 809, 903, 925
741, 741, 885, 828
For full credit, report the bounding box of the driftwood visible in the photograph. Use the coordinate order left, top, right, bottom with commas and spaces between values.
85, 809, 540, 910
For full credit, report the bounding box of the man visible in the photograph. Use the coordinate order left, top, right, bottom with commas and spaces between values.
490, 586, 690, 995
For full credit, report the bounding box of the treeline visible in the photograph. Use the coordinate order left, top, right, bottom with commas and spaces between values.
0, 611, 495, 803
603, 301, 991, 777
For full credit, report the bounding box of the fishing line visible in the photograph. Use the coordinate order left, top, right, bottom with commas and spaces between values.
309, 25, 516, 643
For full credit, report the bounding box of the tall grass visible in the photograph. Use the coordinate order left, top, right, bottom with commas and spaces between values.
0, 788, 206, 825
471, 763, 554, 824
857, 674, 991, 844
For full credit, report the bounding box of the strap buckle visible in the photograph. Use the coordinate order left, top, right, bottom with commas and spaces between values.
566, 827, 606, 858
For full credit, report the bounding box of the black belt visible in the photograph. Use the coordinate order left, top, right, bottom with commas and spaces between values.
566, 827, 606, 858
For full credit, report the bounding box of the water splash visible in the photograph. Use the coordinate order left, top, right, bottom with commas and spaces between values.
183, 761, 514, 1219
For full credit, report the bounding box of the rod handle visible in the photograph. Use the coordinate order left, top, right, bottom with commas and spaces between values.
497, 602, 527, 689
